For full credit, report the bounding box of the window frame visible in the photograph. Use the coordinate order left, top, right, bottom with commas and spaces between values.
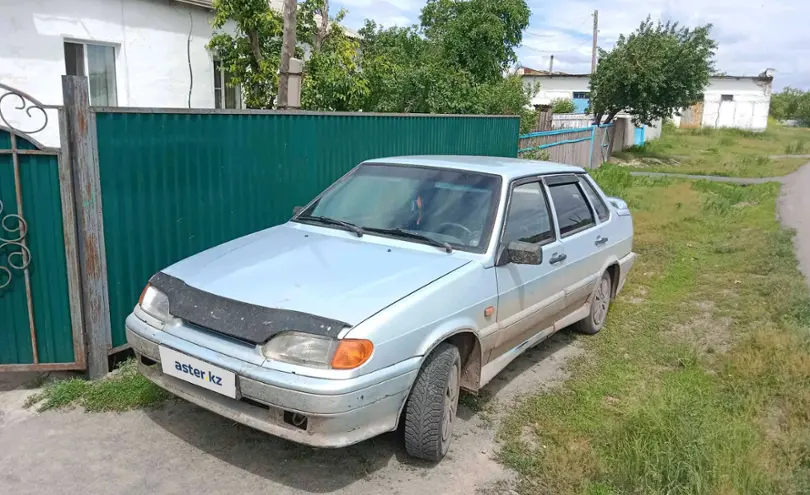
63, 39, 118, 106
213, 59, 243, 110
578, 175, 611, 223
542, 174, 597, 238
721, 94, 734, 102
497, 176, 557, 249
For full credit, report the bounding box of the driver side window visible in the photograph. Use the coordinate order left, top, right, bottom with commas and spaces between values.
502, 182, 554, 245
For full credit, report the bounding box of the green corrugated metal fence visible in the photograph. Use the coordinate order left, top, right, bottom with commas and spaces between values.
95, 111, 520, 347
0, 130, 76, 366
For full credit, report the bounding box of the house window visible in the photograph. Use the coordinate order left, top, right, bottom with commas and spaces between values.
572, 92, 590, 99
64, 41, 117, 106
721, 94, 734, 101
213, 60, 242, 109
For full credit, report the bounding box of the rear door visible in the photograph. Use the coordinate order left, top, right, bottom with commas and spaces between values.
544, 175, 601, 312
491, 179, 566, 361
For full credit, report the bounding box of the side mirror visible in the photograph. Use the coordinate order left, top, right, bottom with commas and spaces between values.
502, 241, 542, 265
292, 206, 304, 216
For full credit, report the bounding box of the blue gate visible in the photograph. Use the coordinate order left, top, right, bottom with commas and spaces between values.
633, 126, 646, 146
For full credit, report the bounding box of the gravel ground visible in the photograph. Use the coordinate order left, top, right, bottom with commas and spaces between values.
0, 333, 583, 495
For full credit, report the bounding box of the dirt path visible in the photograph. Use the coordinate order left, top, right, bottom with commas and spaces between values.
629, 171, 784, 184
0, 333, 583, 495
779, 163, 810, 281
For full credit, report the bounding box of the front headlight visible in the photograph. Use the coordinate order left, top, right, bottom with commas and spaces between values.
261, 332, 373, 369
138, 284, 171, 321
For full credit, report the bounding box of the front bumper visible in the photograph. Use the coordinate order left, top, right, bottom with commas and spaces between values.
126, 314, 418, 448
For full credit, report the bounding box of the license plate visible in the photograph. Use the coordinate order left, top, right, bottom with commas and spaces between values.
159, 346, 237, 398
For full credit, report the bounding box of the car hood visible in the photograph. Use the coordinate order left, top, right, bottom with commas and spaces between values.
162, 224, 469, 327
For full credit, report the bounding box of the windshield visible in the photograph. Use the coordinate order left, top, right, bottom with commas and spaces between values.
297, 163, 502, 252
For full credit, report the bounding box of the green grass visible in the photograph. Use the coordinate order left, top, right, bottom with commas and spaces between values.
25, 359, 171, 412
499, 166, 810, 493
613, 123, 810, 177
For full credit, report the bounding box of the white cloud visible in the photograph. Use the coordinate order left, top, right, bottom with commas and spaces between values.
335, 0, 419, 29
334, 0, 809, 90
518, 0, 809, 90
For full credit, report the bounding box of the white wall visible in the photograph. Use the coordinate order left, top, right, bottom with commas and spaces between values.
523, 76, 591, 106
700, 78, 772, 131
0, 0, 225, 147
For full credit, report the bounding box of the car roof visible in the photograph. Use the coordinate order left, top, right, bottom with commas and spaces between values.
364, 155, 585, 180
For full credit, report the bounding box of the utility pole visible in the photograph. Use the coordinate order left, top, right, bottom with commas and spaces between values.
549, 55, 554, 73
591, 9, 599, 73
278, 0, 297, 109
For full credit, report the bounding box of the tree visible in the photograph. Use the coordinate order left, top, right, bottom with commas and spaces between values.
299, 5, 368, 111
551, 98, 575, 114
770, 87, 810, 124
589, 18, 717, 125
209, 0, 535, 123
210, 0, 366, 110
420, 0, 531, 84
357, 0, 534, 122
209, 0, 284, 109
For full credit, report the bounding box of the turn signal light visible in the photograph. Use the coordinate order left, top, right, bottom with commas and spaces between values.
138, 284, 150, 305
331, 339, 374, 369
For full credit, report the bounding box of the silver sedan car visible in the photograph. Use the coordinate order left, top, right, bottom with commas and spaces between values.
127, 156, 635, 461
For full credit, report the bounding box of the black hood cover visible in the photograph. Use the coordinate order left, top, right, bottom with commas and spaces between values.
149, 272, 350, 345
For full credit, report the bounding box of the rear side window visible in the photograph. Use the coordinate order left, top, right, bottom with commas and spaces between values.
579, 177, 609, 221
548, 183, 595, 237
502, 182, 554, 245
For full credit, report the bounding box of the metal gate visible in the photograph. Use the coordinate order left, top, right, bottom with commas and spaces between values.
0, 84, 84, 371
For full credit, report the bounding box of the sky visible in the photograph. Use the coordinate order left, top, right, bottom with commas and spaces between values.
332, 0, 809, 91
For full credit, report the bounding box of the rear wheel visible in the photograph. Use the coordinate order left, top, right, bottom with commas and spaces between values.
403, 343, 461, 461
575, 271, 612, 334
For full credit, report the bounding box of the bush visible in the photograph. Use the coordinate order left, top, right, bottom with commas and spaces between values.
523, 149, 551, 161
551, 98, 576, 114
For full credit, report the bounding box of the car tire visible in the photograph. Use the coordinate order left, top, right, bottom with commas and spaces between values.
403, 343, 461, 461
575, 271, 613, 335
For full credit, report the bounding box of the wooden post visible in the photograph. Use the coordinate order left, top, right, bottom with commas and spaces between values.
278, 0, 298, 109
62, 75, 111, 379
535, 104, 553, 131
286, 58, 303, 110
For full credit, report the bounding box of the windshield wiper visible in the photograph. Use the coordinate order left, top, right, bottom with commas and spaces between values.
297, 215, 364, 237
364, 227, 453, 253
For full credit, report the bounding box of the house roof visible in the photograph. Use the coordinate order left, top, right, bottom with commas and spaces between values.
519, 67, 774, 82
518, 67, 581, 77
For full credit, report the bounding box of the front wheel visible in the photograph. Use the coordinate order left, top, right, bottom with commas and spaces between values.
403, 343, 461, 461
575, 271, 612, 334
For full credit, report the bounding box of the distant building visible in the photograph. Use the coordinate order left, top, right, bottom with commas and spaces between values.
675, 70, 775, 131
518, 68, 775, 132
517, 70, 592, 113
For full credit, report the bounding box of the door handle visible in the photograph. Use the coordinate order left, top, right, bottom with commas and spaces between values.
595, 236, 609, 246
549, 253, 567, 264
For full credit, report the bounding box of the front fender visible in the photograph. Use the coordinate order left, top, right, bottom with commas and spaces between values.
344, 262, 497, 380
415, 317, 479, 357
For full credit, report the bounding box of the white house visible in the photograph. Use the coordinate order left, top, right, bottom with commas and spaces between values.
1, 0, 244, 146
518, 68, 775, 132
1, 0, 354, 147
517, 69, 592, 112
